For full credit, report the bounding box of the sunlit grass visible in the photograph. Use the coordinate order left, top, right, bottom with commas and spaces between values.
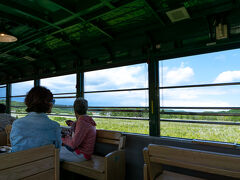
16, 114, 240, 144
160, 122, 240, 144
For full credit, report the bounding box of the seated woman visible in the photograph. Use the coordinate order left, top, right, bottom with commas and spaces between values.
60, 98, 96, 162
0, 104, 16, 132
10, 86, 61, 152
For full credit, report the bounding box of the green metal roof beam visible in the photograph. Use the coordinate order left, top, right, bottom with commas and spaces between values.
143, 0, 165, 26
53, 3, 105, 26
48, 0, 113, 40
0, 3, 105, 53
0, 2, 68, 54
87, 0, 141, 22
99, 0, 115, 9
0, 0, 138, 54
0, 3, 61, 30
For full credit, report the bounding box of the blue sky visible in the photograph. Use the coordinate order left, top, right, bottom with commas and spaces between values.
1, 48, 240, 109
159, 49, 240, 109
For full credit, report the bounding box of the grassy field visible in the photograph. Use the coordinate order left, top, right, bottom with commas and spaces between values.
15, 114, 240, 144
50, 116, 240, 144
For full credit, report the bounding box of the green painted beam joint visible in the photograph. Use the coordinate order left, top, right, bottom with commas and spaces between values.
6, 84, 11, 114
148, 59, 160, 136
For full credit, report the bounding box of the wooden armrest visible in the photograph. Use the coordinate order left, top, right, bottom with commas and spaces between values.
105, 150, 124, 158
144, 164, 149, 180
105, 150, 125, 180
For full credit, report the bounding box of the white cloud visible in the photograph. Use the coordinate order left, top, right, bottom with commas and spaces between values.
84, 64, 149, 106
161, 99, 230, 108
85, 65, 148, 91
12, 80, 34, 95
159, 87, 239, 111
214, 71, 240, 83
164, 63, 194, 85
41, 74, 76, 93
86, 90, 148, 107
160, 88, 226, 100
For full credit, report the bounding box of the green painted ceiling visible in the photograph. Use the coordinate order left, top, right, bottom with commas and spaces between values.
0, 0, 240, 84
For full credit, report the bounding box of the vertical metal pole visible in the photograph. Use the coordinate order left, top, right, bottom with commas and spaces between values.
148, 59, 160, 136
80, 72, 84, 98
76, 58, 84, 98
76, 72, 84, 98
34, 79, 40, 87
33, 65, 40, 87
6, 83, 11, 114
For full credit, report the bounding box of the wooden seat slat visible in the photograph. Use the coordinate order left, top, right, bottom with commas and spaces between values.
96, 138, 120, 145
143, 144, 240, 180
150, 157, 240, 179
0, 145, 55, 170
22, 169, 55, 180
149, 145, 240, 173
96, 130, 122, 140
0, 145, 59, 180
63, 155, 105, 173
0, 157, 54, 180
156, 170, 204, 180
61, 163, 105, 180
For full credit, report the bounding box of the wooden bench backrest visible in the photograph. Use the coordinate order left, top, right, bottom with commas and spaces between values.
0, 145, 59, 180
0, 131, 7, 146
6, 126, 126, 150
5, 125, 11, 146
143, 144, 240, 180
96, 129, 125, 150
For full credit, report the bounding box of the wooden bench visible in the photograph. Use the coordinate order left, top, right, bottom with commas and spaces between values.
61, 129, 126, 180
0, 145, 59, 180
0, 124, 11, 146
0, 131, 7, 146
143, 144, 240, 180
5, 124, 11, 146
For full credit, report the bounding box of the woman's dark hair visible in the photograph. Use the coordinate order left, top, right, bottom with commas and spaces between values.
0, 103, 6, 113
74, 98, 88, 115
25, 86, 53, 113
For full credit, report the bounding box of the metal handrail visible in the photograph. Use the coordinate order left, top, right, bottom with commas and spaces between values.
160, 106, 240, 109
10, 106, 240, 115
89, 108, 148, 112
12, 112, 149, 120
89, 106, 148, 108
12, 105, 240, 110
11, 112, 240, 125
160, 111, 240, 116
159, 81, 240, 89
10, 93, 76, 98
85, 87, 148, 93
54, 96, 76, 99
53, 92, 76, 95
160, 119, 240, 126
11, 95, 26, 98
11, 106, 148, 109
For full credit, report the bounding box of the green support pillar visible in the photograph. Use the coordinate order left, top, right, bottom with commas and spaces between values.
6, 83, 11, 114
34, 79, 40, 87
76, 72, 84, 98
148, 59, 160, 136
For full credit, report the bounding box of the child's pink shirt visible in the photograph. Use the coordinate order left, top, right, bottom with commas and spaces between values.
62, 115, 96, 159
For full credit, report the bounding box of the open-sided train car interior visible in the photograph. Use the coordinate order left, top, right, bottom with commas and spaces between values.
1, 0, 240, 179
